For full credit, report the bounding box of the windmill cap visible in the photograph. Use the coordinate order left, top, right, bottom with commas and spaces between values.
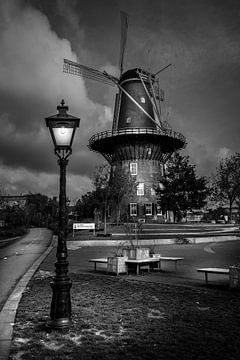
120, 68, 155, 83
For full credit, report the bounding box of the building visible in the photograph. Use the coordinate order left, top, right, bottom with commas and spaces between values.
0, 195, 28, 209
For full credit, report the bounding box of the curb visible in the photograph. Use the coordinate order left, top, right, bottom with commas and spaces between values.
0, 235, 56, 360
67, 234, 240, 248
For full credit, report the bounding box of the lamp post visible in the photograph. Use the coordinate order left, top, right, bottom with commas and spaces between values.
45, 100, 80, 329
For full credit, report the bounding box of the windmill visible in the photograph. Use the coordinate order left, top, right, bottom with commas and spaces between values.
63, 12, 186, 222
63, 12, 171, 131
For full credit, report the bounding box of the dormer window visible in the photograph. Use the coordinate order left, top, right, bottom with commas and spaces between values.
126, 117, 132, 123
140, 97, 145, 103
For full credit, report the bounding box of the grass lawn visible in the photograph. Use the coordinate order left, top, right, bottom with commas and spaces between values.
9, 271, 240, 360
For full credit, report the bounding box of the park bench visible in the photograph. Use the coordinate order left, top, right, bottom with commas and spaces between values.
197, 267, 229, 284
89, 258, 108, 271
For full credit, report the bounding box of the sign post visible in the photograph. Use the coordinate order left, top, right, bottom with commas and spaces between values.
72, 222, 95, 238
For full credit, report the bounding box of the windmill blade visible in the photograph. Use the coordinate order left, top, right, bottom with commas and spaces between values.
154, 63, 172, 77
119, 11, 129, 76
63, 58, 118, 86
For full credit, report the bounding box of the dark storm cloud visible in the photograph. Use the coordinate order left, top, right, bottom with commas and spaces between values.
0, 0, 114, 197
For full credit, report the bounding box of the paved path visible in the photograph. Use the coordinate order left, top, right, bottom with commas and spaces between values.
0, 228, 53, 359
0, 228, 52, 311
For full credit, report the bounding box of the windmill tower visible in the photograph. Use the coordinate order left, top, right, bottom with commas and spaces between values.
63, 12, 186, 222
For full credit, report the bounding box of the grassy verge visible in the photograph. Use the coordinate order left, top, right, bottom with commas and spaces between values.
9, 271, 240, 360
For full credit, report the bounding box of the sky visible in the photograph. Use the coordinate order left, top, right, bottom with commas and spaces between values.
0, 0, 240, 201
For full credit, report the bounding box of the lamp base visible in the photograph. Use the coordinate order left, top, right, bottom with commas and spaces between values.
46, 317, 72, 330
48, 278, 72, 330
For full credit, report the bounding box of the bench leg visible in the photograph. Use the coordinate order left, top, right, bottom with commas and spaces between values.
94, 263, 97, 272
137, 264, 140, 275
158, 260, 161, 271
205, 272, 208, 284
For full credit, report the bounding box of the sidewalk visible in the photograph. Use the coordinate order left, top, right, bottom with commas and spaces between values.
0, 235, 56, 360
6, 237, 240, 360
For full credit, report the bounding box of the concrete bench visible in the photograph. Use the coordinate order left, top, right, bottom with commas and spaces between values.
125, 257, 184, 275
157, 257, 184, 272
89, 258, 107, 271
197, 268, 229, 284
89, 256, 184, 275
125, 258, 160, 275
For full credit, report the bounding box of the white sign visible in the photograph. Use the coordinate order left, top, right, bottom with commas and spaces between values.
73, 223, 95, 230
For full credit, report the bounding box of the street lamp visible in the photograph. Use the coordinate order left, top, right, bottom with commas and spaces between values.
45, 100, 80, 329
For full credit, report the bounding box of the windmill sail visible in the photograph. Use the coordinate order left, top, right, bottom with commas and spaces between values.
63, 58, 118, 86
119, 11, 129, 76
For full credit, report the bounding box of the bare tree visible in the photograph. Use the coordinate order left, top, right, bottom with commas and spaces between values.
93, 163, 110, 235
109, 165, 138, 224
0, 186, 6, 208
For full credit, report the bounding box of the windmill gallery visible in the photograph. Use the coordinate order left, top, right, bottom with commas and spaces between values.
63, 12, 186, 223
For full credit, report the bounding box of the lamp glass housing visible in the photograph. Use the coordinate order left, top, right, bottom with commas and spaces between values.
52, 125, 74, 147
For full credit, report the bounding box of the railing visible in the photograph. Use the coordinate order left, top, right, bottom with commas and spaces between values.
89, 127, 186, 146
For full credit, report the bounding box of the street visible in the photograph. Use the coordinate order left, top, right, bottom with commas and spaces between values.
0, 228, 52, 311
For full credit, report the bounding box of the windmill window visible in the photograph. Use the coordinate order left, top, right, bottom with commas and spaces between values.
140, 97, 145, 103
161, 164, 165, 176
130, 162, 137, 175
137, 183, 144, 196
130, 203, 137, 216
147, 147, 152, 155
159, 182, 164, 190
126, 117, 132, 123
157, 205, 163, 216
145, 203, 152, 215
151, 188, 156, 196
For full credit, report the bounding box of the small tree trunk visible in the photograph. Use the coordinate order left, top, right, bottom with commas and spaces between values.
104, 206, 107, 235
104, 190, 108, 235
229, 200, 233, 223
116, 205, 121, 225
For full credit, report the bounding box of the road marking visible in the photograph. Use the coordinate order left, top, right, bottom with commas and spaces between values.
204, 244, 215, 253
